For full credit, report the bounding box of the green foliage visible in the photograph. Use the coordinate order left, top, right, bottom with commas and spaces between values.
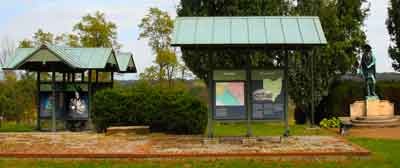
0, 74, 37, 126
73, 11, 120, 49
92, 81, 207, 134
387, 0, 400, 71
19, 11, 119, 49
319, 117, 341, 128
316, 79, 400, 121
138, 7, 174, 50
138, 8, 181, 85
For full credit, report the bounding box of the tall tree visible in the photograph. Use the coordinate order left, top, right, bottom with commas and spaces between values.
288, 0, 368, 123
73, 11, 120, 49
138, 8, 178, 85
387, 0, 400, 71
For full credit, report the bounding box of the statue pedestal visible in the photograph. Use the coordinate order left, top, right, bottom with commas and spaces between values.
350, 99, 394, 118
350, 99, 399, 127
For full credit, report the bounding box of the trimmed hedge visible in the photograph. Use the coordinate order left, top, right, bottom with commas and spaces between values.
315, 80, 400, 121
92, 81, 208, 134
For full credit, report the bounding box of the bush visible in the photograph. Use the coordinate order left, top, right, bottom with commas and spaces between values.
319, 117, 341, 128
92, 81, 208, 134
315, 80, 400, 121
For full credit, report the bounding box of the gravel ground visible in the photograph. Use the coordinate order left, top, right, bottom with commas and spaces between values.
0, 132, 365, 155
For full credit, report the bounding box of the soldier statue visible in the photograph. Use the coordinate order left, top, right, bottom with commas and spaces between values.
359, 44, 378, 98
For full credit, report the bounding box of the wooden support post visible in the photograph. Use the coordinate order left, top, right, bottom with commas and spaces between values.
111, 72, 114, 88
51, 71, 56, 132
62, 73, 66, 82
37, 72, 41, 131
283, 50, 290, 137
95, 71, 99, 83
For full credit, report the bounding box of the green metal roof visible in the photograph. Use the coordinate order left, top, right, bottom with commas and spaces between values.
3, 44, 136, 73
171, 16, 327, 47
116, 52, 137, 73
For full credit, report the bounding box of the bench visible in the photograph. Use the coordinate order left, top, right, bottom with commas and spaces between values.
106, 126, 150, 136
339, 117, 352, 136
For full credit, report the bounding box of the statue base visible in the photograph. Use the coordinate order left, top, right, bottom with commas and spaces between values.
350, 99, 399, 127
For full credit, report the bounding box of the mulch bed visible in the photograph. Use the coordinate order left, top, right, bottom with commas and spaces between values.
0, 132, 369, 159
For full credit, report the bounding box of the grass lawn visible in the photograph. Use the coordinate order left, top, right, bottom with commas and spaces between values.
0, 124, 399, 167
0, 121, 35, 132
212, 122, 334, 136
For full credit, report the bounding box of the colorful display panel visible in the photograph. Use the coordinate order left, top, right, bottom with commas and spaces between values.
214, 82, 246, 120
39, 91, 88, 119
251, 70, 284, 120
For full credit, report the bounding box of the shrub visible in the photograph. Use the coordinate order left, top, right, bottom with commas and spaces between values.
315, 80, 400, 122
319, 117, 341, 128
92, 81, 208, 134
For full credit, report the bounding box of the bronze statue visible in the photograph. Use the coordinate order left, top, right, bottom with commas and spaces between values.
359, 44, 377, 98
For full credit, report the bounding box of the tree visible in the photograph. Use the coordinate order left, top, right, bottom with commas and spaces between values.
19, 39, 34, 48
289, 0, 368, 123
139, 8, 174, 50
387, 0, 400, 71
55, 33, 81, 47
33, 29, 54, 46
138, 8, 178, 86
139, 65, 160, 81
177, 0, 369, 124
73, 11, 120, 49
18, 29, 55, 48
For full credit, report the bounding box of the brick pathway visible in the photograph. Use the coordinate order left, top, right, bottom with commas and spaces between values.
348, 127, 400, 140
0, 132, 369, 158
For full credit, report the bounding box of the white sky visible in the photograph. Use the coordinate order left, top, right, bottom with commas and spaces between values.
0, 0, 396, 80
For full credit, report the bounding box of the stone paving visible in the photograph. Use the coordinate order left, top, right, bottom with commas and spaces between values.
0, 132, 369, 158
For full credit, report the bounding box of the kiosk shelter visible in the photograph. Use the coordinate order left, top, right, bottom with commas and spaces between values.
2, 44, 137, 132
171, 16, 327, 137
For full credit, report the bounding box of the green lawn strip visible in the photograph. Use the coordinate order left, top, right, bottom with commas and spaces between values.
212, 122, 334, 136
0, 122, 35, 132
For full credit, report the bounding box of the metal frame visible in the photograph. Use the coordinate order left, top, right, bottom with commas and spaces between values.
205, 47, 293, 138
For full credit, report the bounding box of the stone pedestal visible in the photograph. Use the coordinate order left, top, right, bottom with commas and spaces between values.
350, 99, 399, 127
350, 99, 394, 118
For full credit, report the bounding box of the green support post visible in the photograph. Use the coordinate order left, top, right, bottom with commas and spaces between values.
207, 49, 214, 138
246, 50, 252, 137
88, 70, 92, 129
283, 50, 290, 137
51, 71, 56, 132
36, 72, 41, 131
311, 50, 315, 127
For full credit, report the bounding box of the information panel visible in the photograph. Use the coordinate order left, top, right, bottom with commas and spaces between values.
39, 92, 89, 119
251, 70, 284, 120
214, 82, 246, 120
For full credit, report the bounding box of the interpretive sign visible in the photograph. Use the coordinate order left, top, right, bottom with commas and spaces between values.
213, 70, 246, 120
251, 70, 284, 120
